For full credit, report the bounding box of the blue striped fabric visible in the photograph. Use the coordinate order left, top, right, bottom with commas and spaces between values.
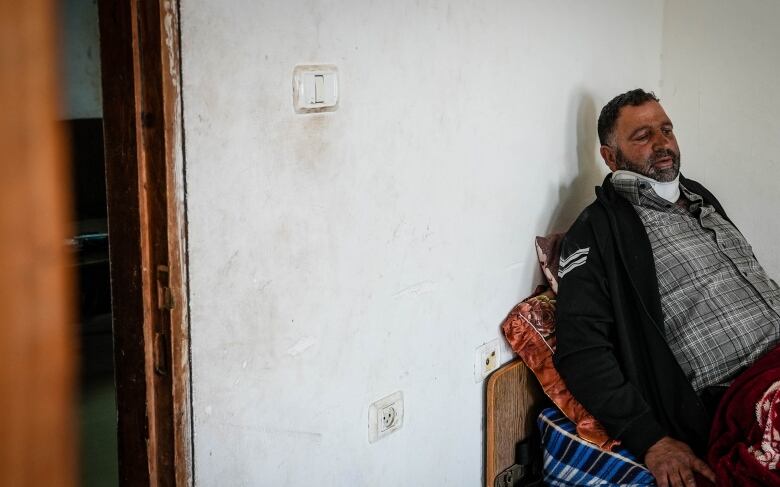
538, 408, 656, 486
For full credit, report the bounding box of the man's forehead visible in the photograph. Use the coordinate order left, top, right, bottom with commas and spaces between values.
616, 101, 672, 131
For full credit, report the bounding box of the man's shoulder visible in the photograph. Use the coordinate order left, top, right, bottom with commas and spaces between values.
557, 200, 611, 276
564, 199, 610, 241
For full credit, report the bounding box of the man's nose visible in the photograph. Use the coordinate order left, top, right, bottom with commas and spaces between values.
652, 132, 672, 150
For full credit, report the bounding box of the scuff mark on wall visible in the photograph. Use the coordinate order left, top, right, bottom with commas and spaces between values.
392, 280, 436, 298
502, 260, 526, 272
287, 336, 317, 357
220, 422, 324, 443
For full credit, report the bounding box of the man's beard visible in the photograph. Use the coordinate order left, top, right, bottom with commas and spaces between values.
614, 147, 681, 182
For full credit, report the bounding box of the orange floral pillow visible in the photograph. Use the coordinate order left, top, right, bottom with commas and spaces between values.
501, 289, 619, 450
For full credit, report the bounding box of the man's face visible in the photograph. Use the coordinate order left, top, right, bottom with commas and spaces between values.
602, 100, 681, 182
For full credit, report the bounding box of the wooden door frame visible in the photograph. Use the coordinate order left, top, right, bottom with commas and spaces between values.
97, 1, 192, 485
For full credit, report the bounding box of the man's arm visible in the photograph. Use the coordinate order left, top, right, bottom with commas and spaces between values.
553, 223, 666, 457
553, 222, 715, 485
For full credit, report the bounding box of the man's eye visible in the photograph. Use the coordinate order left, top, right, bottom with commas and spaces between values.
635, 133, 649, 141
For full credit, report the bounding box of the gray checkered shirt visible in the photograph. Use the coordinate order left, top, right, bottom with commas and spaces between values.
613, 176, 780, 392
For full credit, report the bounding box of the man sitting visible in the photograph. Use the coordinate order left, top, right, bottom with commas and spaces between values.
553, 89, 780, 486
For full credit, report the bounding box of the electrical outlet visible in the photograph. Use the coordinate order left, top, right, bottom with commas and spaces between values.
368, 391, 403, 443
474, 339, 501, 382
380, 404, 397, 431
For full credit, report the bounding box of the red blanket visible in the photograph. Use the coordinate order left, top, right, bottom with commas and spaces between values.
708, 344, 780, 486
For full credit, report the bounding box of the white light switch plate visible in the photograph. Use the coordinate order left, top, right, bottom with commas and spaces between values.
292, 64, 339, 113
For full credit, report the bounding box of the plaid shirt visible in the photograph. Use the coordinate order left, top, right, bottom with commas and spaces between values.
613, 177, 780, 392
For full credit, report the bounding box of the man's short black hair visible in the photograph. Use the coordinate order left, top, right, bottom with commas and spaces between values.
597, 89, 660, 146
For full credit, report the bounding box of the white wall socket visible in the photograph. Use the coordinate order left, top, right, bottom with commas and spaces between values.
474, 339, 501, 382
368, 391, 403, 443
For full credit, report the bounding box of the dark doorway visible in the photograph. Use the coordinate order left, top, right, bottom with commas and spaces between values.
66, 118, 118, 486
59, 0, 118, 483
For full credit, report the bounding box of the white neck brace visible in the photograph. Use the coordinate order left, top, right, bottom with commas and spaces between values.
612, 170, 681, 203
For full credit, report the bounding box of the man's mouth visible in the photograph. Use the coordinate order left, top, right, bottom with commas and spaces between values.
654, 156, 674, 169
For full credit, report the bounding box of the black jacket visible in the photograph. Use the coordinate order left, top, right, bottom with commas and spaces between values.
553, 173, 730, 458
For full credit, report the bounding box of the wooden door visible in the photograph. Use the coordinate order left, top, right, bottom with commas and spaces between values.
0, 1, 76, 486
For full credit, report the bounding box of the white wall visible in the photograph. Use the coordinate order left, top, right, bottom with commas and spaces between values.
60, 0, 102, 119
181, 2, 663, 485
661, 0, 780, 277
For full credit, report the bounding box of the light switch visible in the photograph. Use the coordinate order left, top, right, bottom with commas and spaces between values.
314, 74, 325, 103
293, 65, 339, 113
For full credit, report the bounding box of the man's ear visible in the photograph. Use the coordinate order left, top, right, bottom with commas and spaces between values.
600, 145, 618, 172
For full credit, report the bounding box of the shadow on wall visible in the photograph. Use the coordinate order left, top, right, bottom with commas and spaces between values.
546, 92, 605, 235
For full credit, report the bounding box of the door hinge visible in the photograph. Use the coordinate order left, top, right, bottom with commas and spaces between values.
154, 265, 173, 375
157, 265, 174, 310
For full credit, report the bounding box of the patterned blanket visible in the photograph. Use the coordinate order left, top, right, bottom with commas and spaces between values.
709, 344, 780, 486
539, 407, 655, 486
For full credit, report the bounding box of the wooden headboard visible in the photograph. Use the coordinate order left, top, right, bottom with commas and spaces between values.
485, 359, 546, 487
